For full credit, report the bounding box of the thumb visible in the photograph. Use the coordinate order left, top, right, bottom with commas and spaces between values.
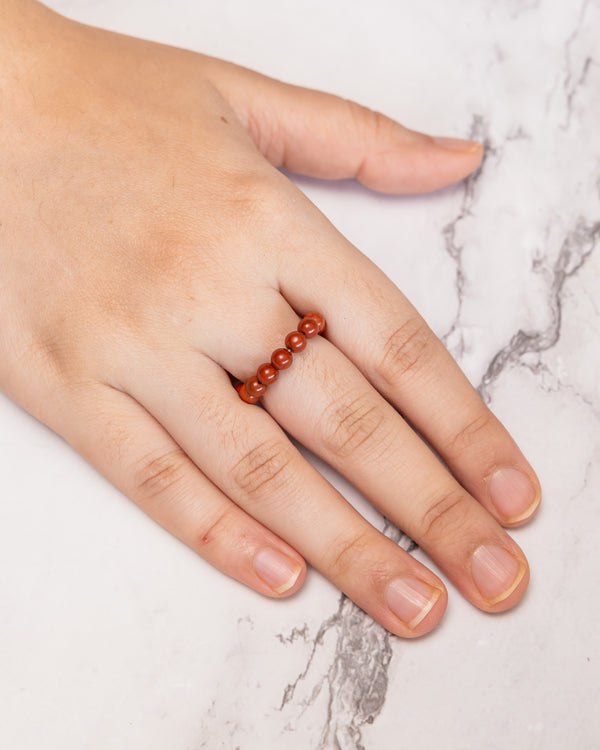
203, 57, 483, 194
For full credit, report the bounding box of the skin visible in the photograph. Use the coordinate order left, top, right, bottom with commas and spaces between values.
0, 0, 541, 637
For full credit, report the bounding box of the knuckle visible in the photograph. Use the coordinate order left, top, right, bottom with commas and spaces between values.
244, 105, 283, 165
318, 390, 390, 460
21, 323, 83, 383
193, 391, 236, 433
444, 412, 496, 458
116, 226, 201, 302
325, 530, 372, 581
231, 438, 295, 501
366, 108, 394, 144
28, 328, 68, 375
133, 447, 190, 503
344, 99, 390, 143
376, 318, 435, 388
419, 488, 471, 541
220, 170, 285, 232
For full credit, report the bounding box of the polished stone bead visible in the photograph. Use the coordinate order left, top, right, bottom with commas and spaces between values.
297, 317, 319, 338
304, 311, 326, 334
236, 383, 259, 403
271, 348, 293, 369
285, 331, 307, 352
257, 363, 278, 385
246, 377, 267, 398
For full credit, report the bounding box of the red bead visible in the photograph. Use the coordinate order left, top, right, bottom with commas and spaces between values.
285, 331, 306, 352
246, 377, 267, 398
271, 348, 293, 370
298, 317, 319, 338
257, 363, 278, 385
237, 383, 259, 404
304, 311, 326, 334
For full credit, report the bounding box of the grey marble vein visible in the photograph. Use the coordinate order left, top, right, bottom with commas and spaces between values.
441, 114, 496, 362
562, 0, 600, 130
278, 526, 415, 749
479, 219, 600, 401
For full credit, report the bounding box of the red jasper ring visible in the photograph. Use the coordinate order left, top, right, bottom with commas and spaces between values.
234, 312, 326, 404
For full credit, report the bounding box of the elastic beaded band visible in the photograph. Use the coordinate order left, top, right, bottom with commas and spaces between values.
235, 312, 326, 404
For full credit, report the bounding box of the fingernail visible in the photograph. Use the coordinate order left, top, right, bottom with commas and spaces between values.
471, 545, 525, 604
386, 576, 441, 629
433, 136, 482, 153
488, 467, 539, 523
253, 548, 302, 594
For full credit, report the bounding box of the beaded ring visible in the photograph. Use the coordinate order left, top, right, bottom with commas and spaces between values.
234, 312, 326, 404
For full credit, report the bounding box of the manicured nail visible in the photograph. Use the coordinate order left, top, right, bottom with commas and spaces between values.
488, 467, 539, 523
471, 545, 525, 604
386, 576, 441, 629
253, 548, 301, 594
433, 136, 482, 153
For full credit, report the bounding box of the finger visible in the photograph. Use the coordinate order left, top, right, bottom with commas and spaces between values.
51, 381, 306, 598
278, 229, 542, 529
200, 57, 483, 193
120, 355, 448, 638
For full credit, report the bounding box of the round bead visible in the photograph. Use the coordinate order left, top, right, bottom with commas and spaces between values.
298, 317, 319, 338
271, 348, 293, 370
304, 311, 326, 334
246, 377, 267, 398
236, 383, 259, 404
257, 363, 278, 385
285, 331, 307, 352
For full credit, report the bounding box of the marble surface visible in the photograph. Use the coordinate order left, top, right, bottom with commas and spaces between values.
1, 0, 600, 748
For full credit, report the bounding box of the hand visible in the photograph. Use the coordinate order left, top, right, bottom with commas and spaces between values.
0, 1, 540, 637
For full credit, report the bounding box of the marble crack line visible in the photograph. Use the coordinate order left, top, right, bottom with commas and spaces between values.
442, 113, 498, 360
278, 596, 393, 750
519, 358, 600, 420
575, 457, 597, 501
478, 217, 600, 401
276, 624, 310, 646
278, 522, 414, 749
507, 0, 542, 21
561, 0, 600, 130
278, 611, 338, 712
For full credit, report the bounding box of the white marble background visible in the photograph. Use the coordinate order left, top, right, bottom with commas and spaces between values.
1, 0, 599, 748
